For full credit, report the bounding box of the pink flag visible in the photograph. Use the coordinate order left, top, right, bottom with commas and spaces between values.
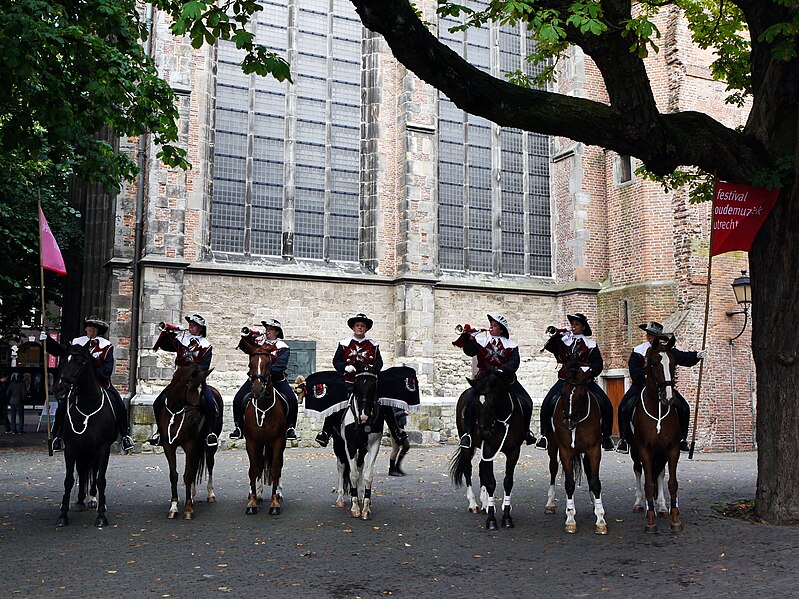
711, 181, 779, 256
39, 205, 67, 275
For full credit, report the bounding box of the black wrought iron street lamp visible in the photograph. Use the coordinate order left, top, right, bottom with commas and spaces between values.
725, 269, 752, 341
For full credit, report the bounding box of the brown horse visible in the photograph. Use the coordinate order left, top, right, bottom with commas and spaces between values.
158, 366, 223, 520
450, 370, 528, 530
544, 359, 608, 534
240, 344, 287, 515
629, 336, 683, 532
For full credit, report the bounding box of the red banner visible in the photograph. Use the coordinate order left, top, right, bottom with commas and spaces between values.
711, 181, 779, 256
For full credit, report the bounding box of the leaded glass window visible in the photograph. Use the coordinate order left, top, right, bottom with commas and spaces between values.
211, 0, 361, 262
438, 10, 552, 277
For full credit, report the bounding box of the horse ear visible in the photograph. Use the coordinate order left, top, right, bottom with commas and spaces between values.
201, 368, 213, 381
666, 335, 676, 349
466, 377, 476, 387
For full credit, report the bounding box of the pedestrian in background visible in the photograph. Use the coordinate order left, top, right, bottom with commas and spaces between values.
6, 373, 27, 434
0, 371, 10, 433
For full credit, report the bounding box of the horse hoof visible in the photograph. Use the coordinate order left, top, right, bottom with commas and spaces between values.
269, 507, 281, 516
670, 522, 684, 532
245, 506, 257, 515
595, 524, 608, 535
95, 516, 108, 528
56, 517, 69, 527
184, 511, 193, 521
334, 501, 346, 509
468, 507, 480, 514
544, 506, 557, 515
645, 524, 657, 533
486, 520, 498, 531
633, 505, 644, 513
73, 503, 86, 512
207, 496, 217, 503
565, 524, 577, 534
361, 511, 372, 521
167, 511, 178, 520
501, 518, 514, 529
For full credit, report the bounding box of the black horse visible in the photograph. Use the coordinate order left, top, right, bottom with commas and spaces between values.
53, 342, 118, 527
450, 370, 528, 530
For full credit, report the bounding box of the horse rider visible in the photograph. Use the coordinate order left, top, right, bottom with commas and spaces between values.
40, 316, 135, 453
536, 313, 616, 452
388, 406, 411, 476
315, 313, 407, 448
146, 314, 218, 447
455, 314, 537, 449
615, 321, 707, 454
229, 318, 299, 441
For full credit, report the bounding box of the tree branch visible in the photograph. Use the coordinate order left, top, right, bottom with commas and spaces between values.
350, 0, 767, 178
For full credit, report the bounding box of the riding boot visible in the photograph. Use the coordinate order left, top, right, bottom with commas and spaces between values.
459, 394, 475, 449
316, 414, 337, 447
384, 408, 408, 445
204, 393, 218, 447
147, 391, 166, 445
50, 399, 66, 449
525, 430, 537, 445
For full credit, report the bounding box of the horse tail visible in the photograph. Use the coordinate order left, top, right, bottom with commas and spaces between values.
76, 459, 92, 500
341, 457, 351, 495
572, 454, 583, 487
449, 447, 470, 487
193, 442, 207, 486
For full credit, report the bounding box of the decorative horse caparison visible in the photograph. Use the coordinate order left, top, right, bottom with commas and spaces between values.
332, 363, 383, 520
53, 342, 118, 528
240, 343, 287, 516
629, 336, 684, 533
545, 359, 608, 535
157, 366, 223, 520
450, 370, 528, 530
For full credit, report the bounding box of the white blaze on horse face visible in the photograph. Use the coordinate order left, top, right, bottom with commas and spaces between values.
478, 394, 486, 405
660, 353, 673, 400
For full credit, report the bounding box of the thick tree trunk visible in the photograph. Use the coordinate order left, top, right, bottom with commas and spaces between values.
750, 182, 799, 524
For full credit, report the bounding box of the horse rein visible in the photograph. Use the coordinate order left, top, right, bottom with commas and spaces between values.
351, 371, 379, 427
479, 379, 515, 462
60, 352, 111, 436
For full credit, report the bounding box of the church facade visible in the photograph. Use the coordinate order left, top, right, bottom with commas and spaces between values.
69, 1, 754, 451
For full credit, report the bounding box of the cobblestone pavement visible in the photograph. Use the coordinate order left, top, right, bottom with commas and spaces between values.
1, 423, 796, 599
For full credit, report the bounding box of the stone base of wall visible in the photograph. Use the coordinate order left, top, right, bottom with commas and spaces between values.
130, 395, 543, 451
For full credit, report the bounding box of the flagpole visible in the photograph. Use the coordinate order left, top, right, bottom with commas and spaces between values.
38, 192, 54, 457
688, 186, 717, 460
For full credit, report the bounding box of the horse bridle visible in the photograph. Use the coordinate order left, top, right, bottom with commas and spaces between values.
475, 374, 515, 462
351, 370, 379, 428
59, 348, 109, 435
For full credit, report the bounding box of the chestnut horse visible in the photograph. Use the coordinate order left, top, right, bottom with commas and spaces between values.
240, 344, 287, 515
629, 336, 683, 532
158, 366, 223, 520
53, 342, 118, 527
544, 359, 608, 534
450, 370, 527, 530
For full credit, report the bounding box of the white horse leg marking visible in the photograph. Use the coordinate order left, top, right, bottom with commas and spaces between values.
634, 469, 644, 511
276, 482, 283, 499
359, 432, 381, 521
594, 496, 608, 534
88, 494, 98, 509
565, 497, 577, 533
545, 484, 557, 513
257, 473, 265, 502
168, 500, 179, 517
657, 470, 668, 515
207, 470, 216, 503
479, 486, 489, 514
466, 485, 479, 513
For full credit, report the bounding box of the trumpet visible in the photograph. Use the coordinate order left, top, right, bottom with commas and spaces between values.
158, 322, 185, 332
546, 326, 567, 335
241, 326, 261, 336
454, 324, 487, 334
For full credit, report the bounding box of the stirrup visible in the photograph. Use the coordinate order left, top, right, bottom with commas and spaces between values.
316, 431, 330, 447
121, 436, 135, 452
680, 440, 690, 453
286, 427, 298, 440
535, 436, 548, 451
51, 437, 64, 452
228, 427, 243, 440
146, 432, 161, 446
615, 439, 629, 454
458, 433, 472, 449
206, 433, 219, 447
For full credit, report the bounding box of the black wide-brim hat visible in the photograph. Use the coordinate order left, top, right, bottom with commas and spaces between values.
567, 313, 592, 336
83, 315, 109, 337
639, 321, 671, 340
261, 318, 285, 339
347, 313, 373, 331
